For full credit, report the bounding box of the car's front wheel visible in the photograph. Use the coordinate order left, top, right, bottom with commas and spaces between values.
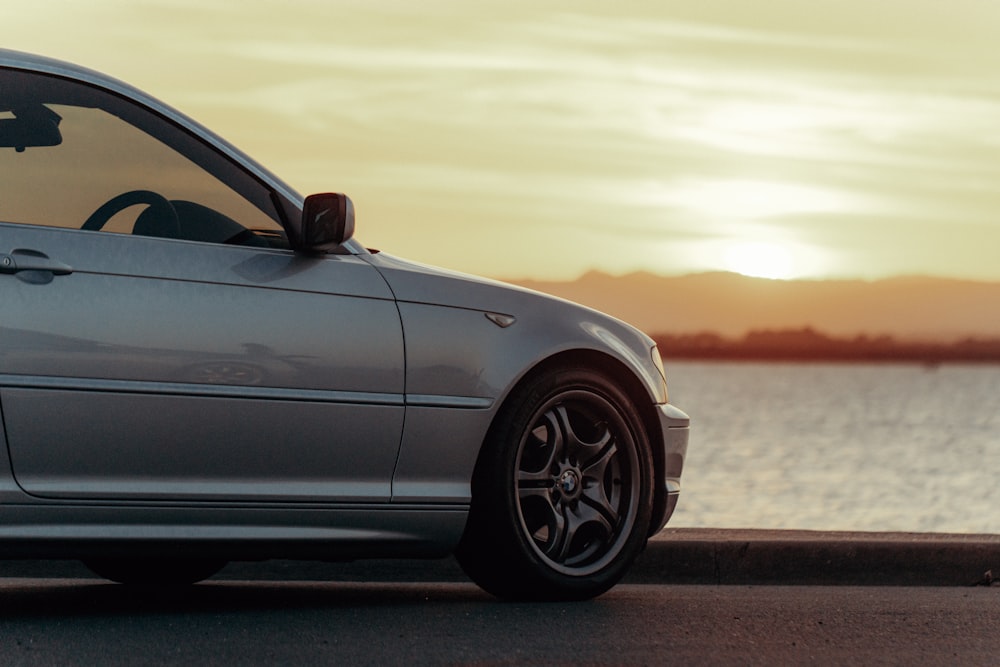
456, 368, 653, 601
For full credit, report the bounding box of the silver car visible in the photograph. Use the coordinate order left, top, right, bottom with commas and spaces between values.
0, 50, 689, 600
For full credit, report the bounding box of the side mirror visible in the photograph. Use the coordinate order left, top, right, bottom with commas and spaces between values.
298, 192, 355, 251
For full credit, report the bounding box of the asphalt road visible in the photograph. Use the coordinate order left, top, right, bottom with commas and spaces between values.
1, 578, 997, 666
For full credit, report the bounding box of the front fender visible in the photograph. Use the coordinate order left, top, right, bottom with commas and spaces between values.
389, 298, 666, 506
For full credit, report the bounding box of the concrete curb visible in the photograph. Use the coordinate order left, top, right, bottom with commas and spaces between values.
634, 529, 1000, 586
1, 529, 997, 586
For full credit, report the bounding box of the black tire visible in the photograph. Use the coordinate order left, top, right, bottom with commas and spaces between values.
456, 368, 654, 601
82, 558, 227, 586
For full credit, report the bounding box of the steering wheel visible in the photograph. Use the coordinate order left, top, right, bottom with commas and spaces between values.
81, 190, 180, 232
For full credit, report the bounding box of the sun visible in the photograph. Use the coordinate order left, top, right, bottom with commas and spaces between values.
723, 242, 795, 280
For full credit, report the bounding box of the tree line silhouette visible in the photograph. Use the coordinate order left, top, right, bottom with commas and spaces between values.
653, 327, 1000, 363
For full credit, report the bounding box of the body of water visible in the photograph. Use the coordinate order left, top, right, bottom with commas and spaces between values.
663, 361, 1000, 534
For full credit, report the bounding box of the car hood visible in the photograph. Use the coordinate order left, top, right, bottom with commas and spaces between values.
365, 252, 609, 322
364, 252, 667, 405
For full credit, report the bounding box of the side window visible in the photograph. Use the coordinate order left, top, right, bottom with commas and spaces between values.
1, 69, 288, 248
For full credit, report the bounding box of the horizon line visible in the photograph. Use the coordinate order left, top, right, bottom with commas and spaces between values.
500, 269, 1000, 285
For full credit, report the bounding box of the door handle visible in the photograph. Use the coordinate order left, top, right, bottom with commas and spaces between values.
0, 249, 73, 276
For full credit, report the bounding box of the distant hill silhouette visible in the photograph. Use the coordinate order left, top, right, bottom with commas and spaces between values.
653, 328, 1000, 362
508, 271, 1000, 341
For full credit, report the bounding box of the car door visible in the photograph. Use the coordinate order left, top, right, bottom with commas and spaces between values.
0, 67, 404, 503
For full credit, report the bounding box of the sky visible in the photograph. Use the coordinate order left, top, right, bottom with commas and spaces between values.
9, 0, 1000, 281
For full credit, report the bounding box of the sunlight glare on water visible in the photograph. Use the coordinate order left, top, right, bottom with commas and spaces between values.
663, 361, 1000, 533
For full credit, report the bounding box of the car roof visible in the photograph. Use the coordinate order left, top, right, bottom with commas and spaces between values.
1, 49, 127, 90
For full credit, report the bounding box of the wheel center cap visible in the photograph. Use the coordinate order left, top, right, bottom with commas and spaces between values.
559, 470, 581, 495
